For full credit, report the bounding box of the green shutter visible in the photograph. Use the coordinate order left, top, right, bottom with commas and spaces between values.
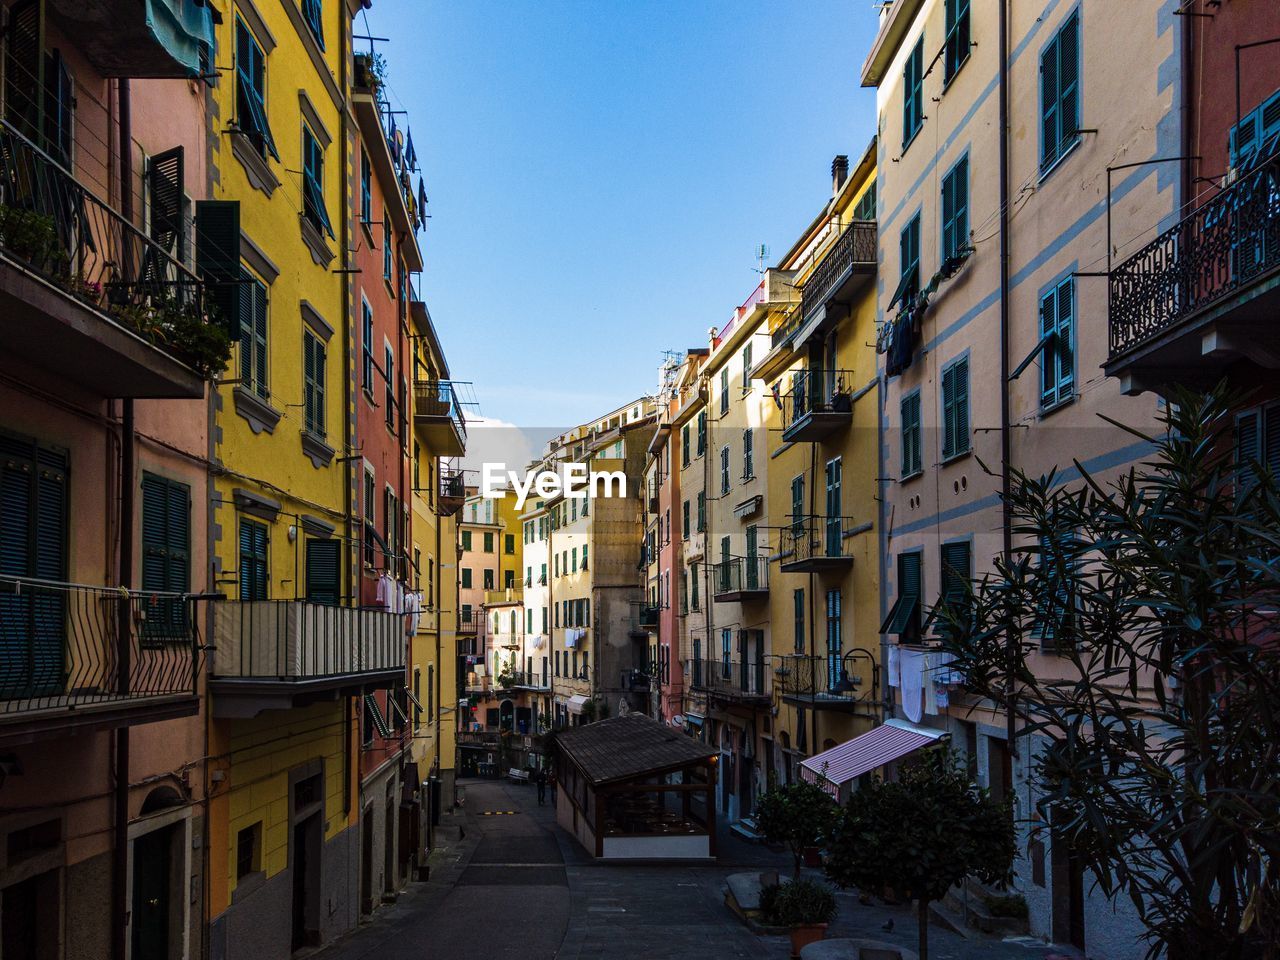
1039, 289, 1058, 408
4, 0, 43, 141
306, 539, 341, 605
953, 357, 969, 455
1040, 34, 1059, 168
196, 200, 241, 337
882, 551, 922, 636
1057, 13, 1080, 149
1236, 410, 1261, 488
940, 541, 971, 603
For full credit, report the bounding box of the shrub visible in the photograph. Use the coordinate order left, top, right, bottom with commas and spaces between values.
754, 780, 838, 880
984, 893, 1028, 919
760, 878, 837, 927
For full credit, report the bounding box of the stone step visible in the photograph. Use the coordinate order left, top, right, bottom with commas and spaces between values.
941, 881, 1030, 936
927, 900, 972, 939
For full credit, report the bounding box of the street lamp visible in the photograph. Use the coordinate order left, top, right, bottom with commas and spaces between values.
830, 649, 877, 695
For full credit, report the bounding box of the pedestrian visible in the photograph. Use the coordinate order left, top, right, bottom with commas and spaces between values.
535, 765, 547, 806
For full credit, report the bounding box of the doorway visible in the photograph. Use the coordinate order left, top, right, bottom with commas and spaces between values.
383, 784, 396, 898
132, 823, 176, 959
291, 813, 321, 950
1051, 816, 1086, 950
2, 869, 59, 960
986, 736, 1011, 803
360, 807, 374, 915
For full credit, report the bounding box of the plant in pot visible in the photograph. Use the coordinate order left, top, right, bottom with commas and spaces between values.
754, 780, 838, 880
760, 877, 837, 959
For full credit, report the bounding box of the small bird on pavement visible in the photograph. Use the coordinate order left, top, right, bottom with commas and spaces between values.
881, 919, 894, 933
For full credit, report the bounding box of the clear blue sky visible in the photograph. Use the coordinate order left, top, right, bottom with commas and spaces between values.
362, 1, 879, 429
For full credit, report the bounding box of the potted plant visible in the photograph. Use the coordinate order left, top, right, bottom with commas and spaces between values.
760, 877, 837, 958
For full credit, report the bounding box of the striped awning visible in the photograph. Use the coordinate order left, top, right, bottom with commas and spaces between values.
799, 719, 946, 797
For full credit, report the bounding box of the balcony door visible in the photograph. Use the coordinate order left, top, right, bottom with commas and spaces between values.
745, 526, 759, 590
824, 458, 843, 557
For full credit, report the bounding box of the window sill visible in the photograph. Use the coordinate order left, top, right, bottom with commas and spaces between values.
941, 53, 970, 93
901, 126, 923, 158
940, 448, 972, 467
1038, 136, 1082, 185
233, 385, 282, 435
900, 469, 924, 484
1038, 393, 1075, 419
302, 431, 335, 469
301, 215, 336, 268
230, 130, 279, 198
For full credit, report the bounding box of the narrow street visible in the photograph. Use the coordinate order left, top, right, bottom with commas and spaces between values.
319, 780, 1059, 960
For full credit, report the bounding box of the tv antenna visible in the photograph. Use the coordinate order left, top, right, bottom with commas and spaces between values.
754, 243, 770, 275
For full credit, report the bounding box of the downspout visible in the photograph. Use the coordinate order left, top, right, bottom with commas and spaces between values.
433, 476, 442, 835
340, 2, 354, 820
997, 0, 1015, 757
1180, 0, 1194, 215
112, 77, 135, 960
808, 436, 817, 756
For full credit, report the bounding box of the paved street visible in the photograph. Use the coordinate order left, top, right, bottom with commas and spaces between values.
317, 779, 1062, 960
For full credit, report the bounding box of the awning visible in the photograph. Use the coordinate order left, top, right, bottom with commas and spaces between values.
799, 719, 946, 797
363, 694, 391, 739
565, 694, 590, 714
733, 495, 762, 520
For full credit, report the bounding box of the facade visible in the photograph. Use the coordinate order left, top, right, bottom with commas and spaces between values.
754, 146, 882, 791
863, 0, 1175, 953
0, 2, 218, 957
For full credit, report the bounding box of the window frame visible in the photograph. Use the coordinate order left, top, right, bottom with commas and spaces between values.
940, 354, 971, 462
1039, 8, 1082, 177
900, 389, 923, 479
902, 35, 925, 151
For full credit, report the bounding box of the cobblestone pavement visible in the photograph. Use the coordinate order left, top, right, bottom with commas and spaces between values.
317, 778, 1064, 960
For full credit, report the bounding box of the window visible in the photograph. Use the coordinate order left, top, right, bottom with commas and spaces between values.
383, 212, 393, 280
1040, 278, 1075, 410
303, 330, 325, 436
1229, 88, 1280, 172
554, 651, 561, 676
42, 50, 73, 168
901, 390, 922, 477
696, 491, 706, 532
682, 500, 690, 539
941, 155, 969, 262
235, 17, 277, 158
853, 179, 877, 221
941, 356, 970, 460
741, 344, 752, 390
1040, 10, 1081, 174
895, 214, 921, 311
719, 368, 729, 415
690, 562, 700, 611
1035, 527, 1078, 651
720, 628, 732, 679
483, 531, 494, 553
384, 345, 395, 429
305, 538, 340, 605
793, 588, 805, 654
504, 534, 514, 554
554, 553, 559, 577
939, 540, 972, 614
504, 569, 515, 589
882, 551, 922, 640
238, 519, 269, 600
301, 0, 324, 46
141, 473, 190, 639
461, 603, 472, 623
902, 35, 924, 148
236, 823, 262, 881
359, 147, 371, 225
571, 547, 578, 572
302, 126, 333, 238
943, 0, 971, 83
824, 458, 842, 556
582, 544, 588, 569
696, 411, 706, 456
681, 424, 691, 467
483, 569, 494, 590
461, 567, 472, 588
825, 589, 842, 691
541, 606, 548, 632
742, 429, 754, 480
720, 446, 730, 495
239, 270, 268, 398
361, 302, 373, 393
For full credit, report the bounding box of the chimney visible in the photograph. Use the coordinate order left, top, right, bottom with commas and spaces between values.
831, 155, 849, 196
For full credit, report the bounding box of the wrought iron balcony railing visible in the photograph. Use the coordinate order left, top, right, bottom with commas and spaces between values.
696, 658, 770, 702
778, 516, 859, 572
509, 670, 551, 690
211, 600, 404, 683
413, 379, 467, 455
774, 654, 870, 708
0, 575, 205, 734
780, 367, 857, 443
712, 556, 770, 600
800, 220, 877, 321
1109, 152, 1280, 360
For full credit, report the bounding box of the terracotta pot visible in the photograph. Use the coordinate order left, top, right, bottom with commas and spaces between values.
789, 922, 827, 958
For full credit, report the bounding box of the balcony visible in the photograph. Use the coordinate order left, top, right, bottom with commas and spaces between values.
413, 379, 467, 456
697, 658, 770, 707
47, 0, 215, 78
210, 601, 405, 717
628, 603, 660, 636
0, 122, 213, 398
799, 222, 876, 323
780, 368, 857, 444
620, 669, 651, 692
776, 654, 876, 712
464, 672, 492, 695
484, 587, 523, 607
1106, 152, 1280, 394
712, 557, 769, 603
438, 466, 467, 516
0, 576, 205, 745
778, 518, 857, 573
510, 670, 551, 692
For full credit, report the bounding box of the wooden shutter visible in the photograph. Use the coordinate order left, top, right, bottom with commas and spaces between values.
31, 444, 67, 693
1039, 289, 1058, 407
953, 357, 969, 454
149, 147, 185, 261
1040, 32, 1059, 167
942, 364, 957, 459
1264, 405, 1280, 479
940, 541, 971, 603
196, 200, 241, 336
306, 539, 340, 605
1055, 280, 1074, 402
42, 48, 72, 166
253, 281, 268, 396
5, 0, 43, 141
953, 157, 968, 252
1057, 13, 1080, 148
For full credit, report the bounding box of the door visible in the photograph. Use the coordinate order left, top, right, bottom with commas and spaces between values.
3, 869, 59, 960
291, 814, 321, 948
383, 794, 396, 895
824, 458, 842, 557
745, 526, 759, 590
1051, 811, 1087, 950
826, 590, 842, 692
132, 825, 173, 959
360, 808, 374, 914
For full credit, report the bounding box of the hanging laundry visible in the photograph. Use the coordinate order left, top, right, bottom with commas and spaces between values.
887, 644, 901, 688
405, 129, 417, 171
922, 652, 938, 716
898, 647, 926, 724
417, 178, 429, 229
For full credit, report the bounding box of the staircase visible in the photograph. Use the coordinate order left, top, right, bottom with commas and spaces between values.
729, 815, 764, 843
930, 878, 1030, 938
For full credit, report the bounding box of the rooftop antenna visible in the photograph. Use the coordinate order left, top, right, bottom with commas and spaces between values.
754, 243, 770, 275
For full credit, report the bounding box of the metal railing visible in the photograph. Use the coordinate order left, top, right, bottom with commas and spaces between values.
695, 658, 769, 701
773, 654, 862, 704
778, 516, 859, 565
509, 670, 551, 690
1110, 152, 1280, 359
413, 379, 468, 439
0, 121, 210, 364
0, 575, 204, 718
439, 465, 467, 502
781, 367, 857, 431
211, 601, 403, 681
800, 220, 877, 320
712, 556, 770, 595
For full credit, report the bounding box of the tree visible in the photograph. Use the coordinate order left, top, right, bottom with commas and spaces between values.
824, 748, 1014, 960
754, 780, 838, 880
936, 386, 1280, 960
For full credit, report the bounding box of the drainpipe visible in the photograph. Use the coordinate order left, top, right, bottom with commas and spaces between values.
997, 0, 1016, 757
1180, 0, 1194, 214
112, 77, 134, 960
340, 2, 355, 820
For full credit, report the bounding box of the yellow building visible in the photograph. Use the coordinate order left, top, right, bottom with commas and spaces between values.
754, 146, 881, 787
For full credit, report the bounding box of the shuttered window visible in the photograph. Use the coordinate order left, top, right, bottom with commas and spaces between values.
361, 302, 374, 392
901, 390, 922, 477
943, 0, 971, 83
234, 16, 277, 159
882, 550, 922, 638
148, 147, 185, 262
4, 0, 43, 142
697, 491, 705, 532
1039, 278, 1075, 410
305, 538, 340, 605
238, 519, 269, 601
1235, 405, 1280, 489
825, 589, 842, 690
891, 213, 922, 311
43, 49, 73, 168
196, 200, 241, 336
793, 588, 805, 654
239, 269, 268, 398
720, 446, 730, 495
0, 433, 68, 697
903, 36, 924, 148
939, 540, 971, 607
790, 475, 804, 533
303, 330, 326, 436
302, 0, 324, 48
302, 125, 333, 238
696, 411, 706, 456
941, 154, 969, 261
1229, 89, 1280, 172
742, 428, 754, 479
360, 148, 372, 225
141, 473, 190, 641
941, 356, 970, 460
1040, 10, 1080, 173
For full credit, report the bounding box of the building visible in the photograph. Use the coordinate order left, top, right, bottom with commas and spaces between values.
0, 2, 218, 956
753, 145, 882, 791
863, 0, 1175, 952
